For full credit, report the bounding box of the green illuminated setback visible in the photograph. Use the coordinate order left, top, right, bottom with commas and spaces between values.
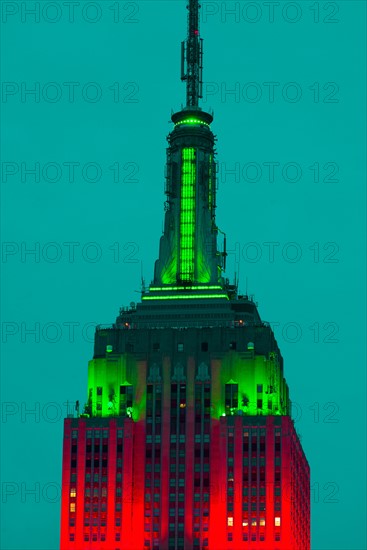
86, 350, 288, 421
180, 148, 196, 281
212, 353, 289, 419
87, 355, 146, 421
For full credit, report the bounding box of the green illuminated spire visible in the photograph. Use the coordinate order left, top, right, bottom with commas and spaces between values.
153, 115, 223, 288
82, 0, 292, 428
153, 1, 224, 290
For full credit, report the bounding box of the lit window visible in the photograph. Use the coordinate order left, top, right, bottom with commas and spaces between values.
260, 518, 266, 526
275, 517, 281, 526
69, 503, 76, 512
177, 343, 184, 352
227, 517, 234, 527
70, 488, 76, 497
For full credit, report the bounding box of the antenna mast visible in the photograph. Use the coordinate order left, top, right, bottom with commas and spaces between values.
181, 0, 203, 108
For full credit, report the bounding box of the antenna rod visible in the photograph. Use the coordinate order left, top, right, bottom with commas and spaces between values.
181, 0, 203, 107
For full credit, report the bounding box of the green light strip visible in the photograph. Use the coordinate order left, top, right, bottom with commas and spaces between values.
175, 118, 210, 127
142, 294, 228, 301
149, 285, 222, 291
180, 148, 196, 282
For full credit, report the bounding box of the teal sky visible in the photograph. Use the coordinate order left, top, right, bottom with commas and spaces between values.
1, 1, 366, 549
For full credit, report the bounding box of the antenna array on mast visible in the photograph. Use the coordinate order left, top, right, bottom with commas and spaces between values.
181, 0, 203, 107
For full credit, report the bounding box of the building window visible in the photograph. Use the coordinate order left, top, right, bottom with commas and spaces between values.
201, 342, 208, 351
229, 341, 236, 350
69, 503, 75, 512
177, 343, 184, 352
257, 384, 263, 393
227, 517, 234, 526
275, 517, 281, 526
70, 488, 76, 497
225, 383, 238, 413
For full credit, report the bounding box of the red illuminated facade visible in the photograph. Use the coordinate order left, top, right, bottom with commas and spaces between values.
61, 402, 309, 549
60, 1, 310, 548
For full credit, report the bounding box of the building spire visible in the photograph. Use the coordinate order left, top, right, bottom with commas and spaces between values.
181, 0, 203, 108
150, 0, 223, 291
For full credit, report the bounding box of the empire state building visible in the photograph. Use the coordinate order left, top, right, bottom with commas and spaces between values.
60, 1, 310, 548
